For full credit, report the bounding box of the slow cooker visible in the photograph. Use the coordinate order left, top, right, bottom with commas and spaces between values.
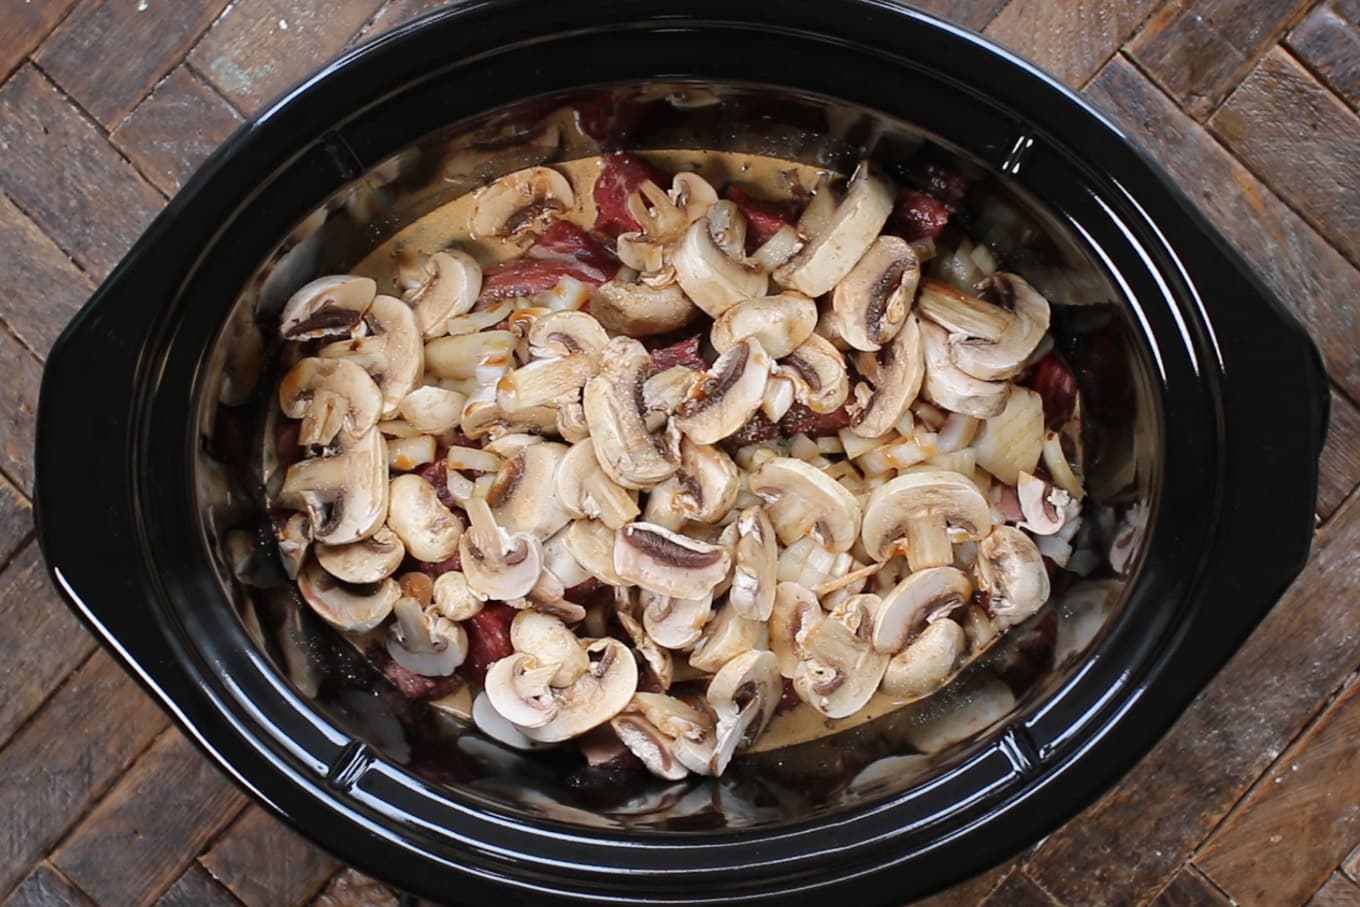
34, 1, 1328, 904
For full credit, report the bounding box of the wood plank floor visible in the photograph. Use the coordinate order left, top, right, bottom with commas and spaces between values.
2, 1, 1358, 904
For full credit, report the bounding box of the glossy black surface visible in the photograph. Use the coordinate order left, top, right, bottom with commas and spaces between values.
34, 1, 1327, 904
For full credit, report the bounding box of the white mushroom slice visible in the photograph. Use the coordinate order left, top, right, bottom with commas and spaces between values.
278, 427, 389, 545
761, 375, 796, 422
751, 223, 804, 271
398, 386, 465, 435
386, 474, 464, 563
584, 337, 681, 489
423, 330, 517, 381
387, 434, 437, 472
769, 582, 823, 678
972, 387, 1045, 486
689, 599, 768, 673
618, 611, 673, 690
432, 571, 483, 622
485, 653, 562, 728
699, 649, 781, 775
831, 235, 920, 351
387, 595, 468, 676
779, 333, 850, 414
710, 293, 818, 360
872, 566, 973, 654
279, 274, 376, 341
555, 441, 640, 530
319, 294, 424, 419
880, 618, 966, 699
975, 526, 1050, 628
860, 470, 992, 570
556, 400, 590, 443
511, 610, 589, 687
672, 215, 768, 318
591, 281, 700, 337
749, 457, 862, 553
916, 279, 1013, 342
611, 713, 690, 780
471, 166, 574, 238
725, 507, 778, 621
674, 338, 772, 445
511, 570, 587, 624
642, 366, 700, 431
1016, 470, 1077, 536
563, 519, 628, 586
528, 310, 609, 359
459, 497, 544, 601
275, 512, 310, 580
920, 320, 1010, 419
406, 250, 482, 339
793, 593, 888, 718
848, 315, 925, 439
519, 638, 639, 742
643, 438, 740, 529
543, 526, 592, 588
496, 358, 594, 412
278, 357, 383, 448
642, 590, 714, 650
315, 526, 405, 584
486, 441, 571, 538
296, 557, 398, 632
472, 690, 551, 751
613, 523, 733, 600
920, 274, 1051, 380
774, 161, 894, 297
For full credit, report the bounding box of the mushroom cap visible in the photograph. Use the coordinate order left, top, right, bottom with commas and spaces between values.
748, 457, 863, 553
613, 522, 733, 600
470, 166, 574, 238
641, 590, 714, 650
672, 215, 768, 318
519, 637, 639, 742
279, 274, 376, 341
488, 441, 572, 538
584, 337, 681, 489
945, 273, 1051, 381
704, 648, 781, 774
527, 310, 610, 360
315, 526, 405, 584
774, 161, 894, 298
643, 437, 740, 529
860, 470, 992, 562
688, 599, 768, 673
432, 571, 484, 621
555, 441, 640, 530
398, 385, 466, 435
611, 714, 689, 780
920, 319, 1010, 420
386, 473, 464, 563
296, 557, 399, 633
778, 332, 851, 414
792, 593, 888, 718
472, 690, 551, 751
1016, 471, 1075, 536
710, 293, 818, 360
880, 618, 966, 699
727, 507, 778, 621
831, 235, 920, 351
387, 595, 468, 676
321, 294, 424, 419
674, 338, 772, 445
872, 565, 973, 654
278, 427, 390, 545
278, 357, 384, 448
769, 581, 823, 678
848, 314, 925, 439
407, 250, 482, 339
459, 498, 544, 601
562, 519, 628, 586
591, 281, 700, 337
485, 652, 562, 728
975, 526, 1050, 628
511, 610, 590, 688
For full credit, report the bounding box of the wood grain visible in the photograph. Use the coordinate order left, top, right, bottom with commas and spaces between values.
1312, 873, 1360, 907
0, 543, 96, 751
1347, 843, 1360, 882
977, 869, 1059, 906
0, 651, 166, 898
1210, 47, 1360, 268
199, 807, 340, 907
358, 0, 454, 42
1022, 487, 1360, 904
34, 0, 231, 129
985, 0, 1160, 88
0, 65, 163, 280
52, 730, 246, 907
0, 0, 82, 83
1152, 866, 1233, 906
189, 0, 387, 115
1287, 1, 1360, 110
1319, 390, 1360, 522
0, 192, 94, 360
0, 329, 42, 496
111, 65, 244, 197
912, 859, 1020, 906
903, 0, 1011, 31
0, 475, 33, 568
1128, 0, 1313, 118
310, 868, 401, 907
153, 865, 243, 907
3, 864, 93, 907
1083, 54, 1360, 404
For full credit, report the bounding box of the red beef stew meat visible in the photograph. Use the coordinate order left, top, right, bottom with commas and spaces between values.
266, 150, 1104, 780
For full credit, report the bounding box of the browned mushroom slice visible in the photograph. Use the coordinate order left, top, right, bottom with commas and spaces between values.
847, 314, 925, 439
277, 427, 389, 545
774, 161, 894, 297
792, 593, 888, 718
278, 357, 383, 448
470, 166, 574, 238
710, 293, 818, 360
831, 235, 920, 351
406, 250, 482, 339
674, 338, 772, 445
591, 281, 701, 337
296, 557, 399, 633
860, 470, 991, 571
583, 337, 681, 489
975, 526, 1050, 629
279, 274, 376, 341
613, 522, 732, 600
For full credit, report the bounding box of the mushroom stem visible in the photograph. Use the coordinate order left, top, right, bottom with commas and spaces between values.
903, 516, 952, 572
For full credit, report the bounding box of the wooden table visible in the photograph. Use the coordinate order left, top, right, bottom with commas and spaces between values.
1, 1, 1357, 904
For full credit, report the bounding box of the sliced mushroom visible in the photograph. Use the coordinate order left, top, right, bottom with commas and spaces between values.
563, 519, 628, 586
848, 314, 925, 439
920, 320, 1010, 419
618, 610, 673, 690
674, 338, 772, 445
642, 366, 700, 431
880, 618, 966, 699
432, 571, 483, 621
398, 385, 466, 435
748, 457, 862, 553
710, 293, 818, 360
388, 433, 435, 470
296, 557, 398, 632
793, 593, 888, 718
511, 610, 589, 687
528, 310, 609, 359
613, 522, 732, 600
769, 582, 823, 678
556, 400, 590, 443
672, 215, 768, 317
695, 649, 781, 775
486, 441, 571, 538
315, 526, 405, 584
641, 590, 714, 650
278, 427, 389, 545
471, 166, 574, 238
725, 507, 778, 621
472, 689, 551, 751
1016, 471, 1076, 536
319, 294, 424, 419
387, 473, 464, 563
591, 281, 700, 337
689, 599, 767, 673
278, 357, 383, 448
459, 497, 544, 601
975, 526, 1050, 628
387, 595, 468, 676
643, 437, 740, 529
279, 274, 376, 341
872, 565, 973, 654
555, 440, 640, 530
918, 274, 1050, 380
584, 337, 681, 489
406, 250, 482, 339
860, 470, 992, 570
612, 713, 691, 780
485, 652, 563, 727
275, 512, 310, 580
774, 161, 894, 297
831, 235, 920, 351
778, 333, 851, 414
518, 638, 639, 742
